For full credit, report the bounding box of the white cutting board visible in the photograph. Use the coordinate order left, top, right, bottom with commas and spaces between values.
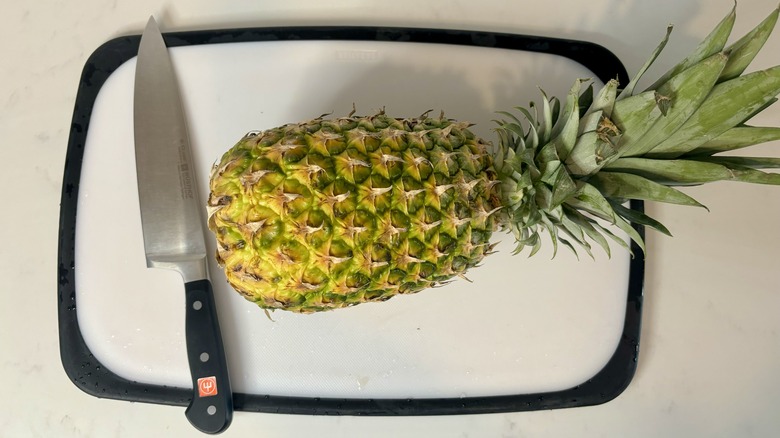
75, 39, 631, 399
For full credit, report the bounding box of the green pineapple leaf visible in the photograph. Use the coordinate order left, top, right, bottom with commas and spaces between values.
609, 201, 672, 237
687, 126, 780, 155
603, 157, 740, 185
618, 24, 674, 99
719, 6, 779, 81
646, 3, 736, 90
590, 172, 707, 208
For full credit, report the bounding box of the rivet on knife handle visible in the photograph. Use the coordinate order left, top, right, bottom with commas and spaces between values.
184, 279, 233, 434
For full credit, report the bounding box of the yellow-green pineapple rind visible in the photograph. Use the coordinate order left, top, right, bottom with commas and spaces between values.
208, 114, 501, 313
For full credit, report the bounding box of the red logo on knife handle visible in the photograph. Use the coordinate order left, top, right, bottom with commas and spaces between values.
197, 376, 218, 397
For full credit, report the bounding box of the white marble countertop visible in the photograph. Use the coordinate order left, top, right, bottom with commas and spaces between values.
2, 0, 779, 436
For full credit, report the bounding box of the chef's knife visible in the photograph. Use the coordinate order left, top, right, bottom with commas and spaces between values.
133, 16, 233, 434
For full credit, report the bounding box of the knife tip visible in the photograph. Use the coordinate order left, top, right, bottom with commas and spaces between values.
145, 15, 160, 32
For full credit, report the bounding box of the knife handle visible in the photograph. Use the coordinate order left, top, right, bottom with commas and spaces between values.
184, 279, 233, 434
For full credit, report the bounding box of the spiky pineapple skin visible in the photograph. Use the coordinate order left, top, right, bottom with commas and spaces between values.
207, 114, 502, 313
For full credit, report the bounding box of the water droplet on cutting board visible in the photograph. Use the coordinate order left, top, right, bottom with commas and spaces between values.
357, 376, 370, 390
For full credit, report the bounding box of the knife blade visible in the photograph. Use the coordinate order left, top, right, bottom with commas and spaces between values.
133, 16, 233, 434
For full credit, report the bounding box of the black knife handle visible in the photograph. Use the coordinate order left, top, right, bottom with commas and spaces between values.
184, 279, 233, 434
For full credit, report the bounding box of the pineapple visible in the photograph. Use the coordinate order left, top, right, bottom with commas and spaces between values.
208, 7, 780, 313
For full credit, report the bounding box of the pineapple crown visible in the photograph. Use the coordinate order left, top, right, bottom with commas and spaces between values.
492, 5, 780, 258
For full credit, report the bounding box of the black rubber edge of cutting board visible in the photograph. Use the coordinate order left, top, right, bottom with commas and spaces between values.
57, 24, 643, 416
